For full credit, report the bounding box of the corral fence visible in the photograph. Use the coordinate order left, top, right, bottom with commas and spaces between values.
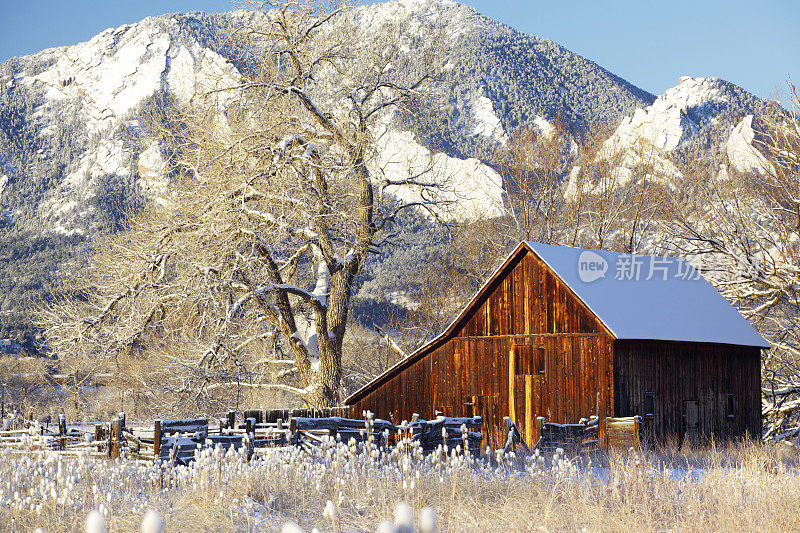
0, 409, 485, 465
1, 407, 642, 465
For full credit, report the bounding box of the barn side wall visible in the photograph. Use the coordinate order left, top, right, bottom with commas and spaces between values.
613, 340, 762, 442
349, 249, 616, 449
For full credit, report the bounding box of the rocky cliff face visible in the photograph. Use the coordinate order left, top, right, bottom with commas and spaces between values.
0, 1, 773, 345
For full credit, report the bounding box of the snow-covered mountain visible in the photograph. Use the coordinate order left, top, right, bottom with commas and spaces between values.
560, 75, 772, 195
0, 0, 773, 344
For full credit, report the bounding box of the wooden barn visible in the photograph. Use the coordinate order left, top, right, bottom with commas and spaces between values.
346, 242, 769, 448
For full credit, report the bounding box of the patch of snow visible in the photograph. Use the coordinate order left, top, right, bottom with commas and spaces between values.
165, 44, 198, 101
52, 223, 84, 236
355, 0, 485, 41
607, 77, 726, 153
166, 42, 240, 104
593, 77, 736, 188
28, 16, 238, 134
386, 290, 420, 311
56, 200, 77, 215
532, 115, 554, 139
137, 143, 168, 195
42, 138, 129, 232
471, 94, 507, 143
291, 315, 321, 360
372, 124, 505, 221
726, 115, 772, 174
92, 138, 129, 179
38, 123, 57, 137
334, 249, 355, 266
311, 260, 330, 307
563, 166, 582, 201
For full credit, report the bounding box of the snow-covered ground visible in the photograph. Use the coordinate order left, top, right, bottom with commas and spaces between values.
471, 94, 508, 144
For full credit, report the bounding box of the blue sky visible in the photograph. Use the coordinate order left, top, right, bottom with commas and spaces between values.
1, 0, 797, 105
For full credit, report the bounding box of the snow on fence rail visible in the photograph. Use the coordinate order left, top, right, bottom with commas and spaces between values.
0, 410, 485, 464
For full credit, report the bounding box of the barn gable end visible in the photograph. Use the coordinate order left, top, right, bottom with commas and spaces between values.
348, 244, 616, 448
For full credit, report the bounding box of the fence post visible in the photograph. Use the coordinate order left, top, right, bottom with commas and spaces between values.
107, 420, 113, 457
153, 419, 162, 464
245, 417, 254, 461
634, 415, 642, 448
226, 411, 236, 431
114, 417, 122, 459
108, 418, 121, 459
58, 414, 66, 451
596, 392, 605, 447
536, 416, 544, 445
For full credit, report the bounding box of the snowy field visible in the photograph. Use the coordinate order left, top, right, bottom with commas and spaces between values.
2, 437, 799, 532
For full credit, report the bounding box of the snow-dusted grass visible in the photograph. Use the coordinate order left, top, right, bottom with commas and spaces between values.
2, 437, 798, 532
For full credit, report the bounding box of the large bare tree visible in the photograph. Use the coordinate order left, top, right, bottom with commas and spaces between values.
491, 119, 665, 254
39, 0, 445, 410
495, 119, 572, 245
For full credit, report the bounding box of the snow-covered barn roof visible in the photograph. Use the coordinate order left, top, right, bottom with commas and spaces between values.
526, 242, 770, 348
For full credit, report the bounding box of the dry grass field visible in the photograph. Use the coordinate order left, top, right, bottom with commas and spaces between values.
1, 436, 799, 532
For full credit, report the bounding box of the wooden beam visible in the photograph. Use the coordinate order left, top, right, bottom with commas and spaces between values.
58, 414, 66, 451
508, 347, 516, 424
452, 333, 610, 340
525, 374, 533, 445
153, 419, 162, 464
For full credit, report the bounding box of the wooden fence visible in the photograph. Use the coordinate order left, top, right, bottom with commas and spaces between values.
0, 410, 485, 465
1, 409, 645, 464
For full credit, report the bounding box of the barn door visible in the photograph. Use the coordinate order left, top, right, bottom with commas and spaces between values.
466, 394, 500, 446
509, 344, 546, 446
683, 400, 699, 443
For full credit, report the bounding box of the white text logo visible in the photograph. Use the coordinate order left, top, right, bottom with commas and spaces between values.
578, 251, 608, 283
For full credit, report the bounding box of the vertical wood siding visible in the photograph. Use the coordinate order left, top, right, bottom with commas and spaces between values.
613, 340, 761, 442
